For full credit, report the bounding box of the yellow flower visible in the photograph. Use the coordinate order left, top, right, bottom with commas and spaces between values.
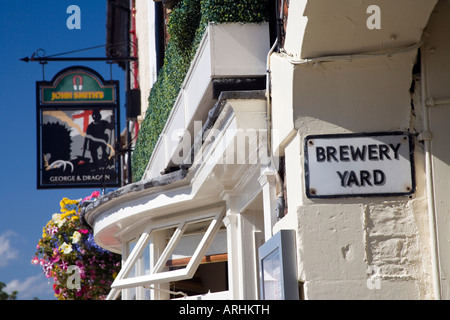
60, 212, 72, 220
60, 198, 80, 213
60, 198, 68, 209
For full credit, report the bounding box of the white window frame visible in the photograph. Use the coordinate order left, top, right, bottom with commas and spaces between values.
107, 206, 225, 300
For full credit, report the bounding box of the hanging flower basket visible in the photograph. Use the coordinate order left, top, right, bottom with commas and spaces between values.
32, 192, 121, 300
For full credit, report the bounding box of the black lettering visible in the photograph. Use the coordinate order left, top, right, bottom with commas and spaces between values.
389, 143, 401, 160
360, 170, 373, 186
338, 170, 385, 188
337, 171, 348, 187
350, 145, 366, 161
316, 147, 326, 162
327, 146, 338, 162
374, 170, 385, 185
378, 144, 391, 160
339, 145, 350, 161
368, 144, 378, 160
347, 170, 360, 187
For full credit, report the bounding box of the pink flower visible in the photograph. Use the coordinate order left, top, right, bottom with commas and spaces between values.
82, 191, 100, 203
31, 257, 39, 265
60, 260, 69, 270
91, 191, 100, 198
47, 225, 58, 236
43, 262, 53, 278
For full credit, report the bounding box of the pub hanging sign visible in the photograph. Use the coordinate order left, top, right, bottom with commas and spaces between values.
36, 66, 121, 189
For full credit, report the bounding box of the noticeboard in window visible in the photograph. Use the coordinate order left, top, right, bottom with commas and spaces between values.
259, 230, 299, 300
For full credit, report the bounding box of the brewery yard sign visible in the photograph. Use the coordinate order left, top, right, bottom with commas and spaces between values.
304, 132, 415, 198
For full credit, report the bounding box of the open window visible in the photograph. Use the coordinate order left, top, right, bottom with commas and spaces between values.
107, 206, 226, 300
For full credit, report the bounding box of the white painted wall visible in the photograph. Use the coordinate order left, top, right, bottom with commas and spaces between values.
287, 56, 433, 300
422, 0, 450, 299
284, 0, 437, 59
271, 0, 440, 299
135, 0, 158, 119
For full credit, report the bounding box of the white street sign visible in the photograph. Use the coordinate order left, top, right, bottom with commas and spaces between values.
304, 132, 415, 198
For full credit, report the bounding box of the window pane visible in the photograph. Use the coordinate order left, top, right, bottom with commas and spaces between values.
109, 208, 226, 298
262, 249, 282, 300
125, 239, 137, 300
167, 219, 213, 268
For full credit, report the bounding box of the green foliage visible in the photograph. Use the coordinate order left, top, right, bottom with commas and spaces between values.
0, 282, 17, 300
168, 0, 202, 55
132, 0, 269, 181
200, 0, 269, 24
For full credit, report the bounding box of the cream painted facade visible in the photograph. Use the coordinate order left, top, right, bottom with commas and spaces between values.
133, 0, 158, 119
82, 0, 450, 300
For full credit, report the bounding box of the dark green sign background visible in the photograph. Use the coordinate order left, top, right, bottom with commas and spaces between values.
41, 70, 115, 104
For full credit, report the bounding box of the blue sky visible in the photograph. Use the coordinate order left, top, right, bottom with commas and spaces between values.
0, 1, 126, 299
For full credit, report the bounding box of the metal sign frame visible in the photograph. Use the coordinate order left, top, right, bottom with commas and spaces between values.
36, 66, 121, 189
304, 131, 415, 199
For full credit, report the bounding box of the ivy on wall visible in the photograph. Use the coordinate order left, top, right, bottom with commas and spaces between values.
132, 0, 269, 181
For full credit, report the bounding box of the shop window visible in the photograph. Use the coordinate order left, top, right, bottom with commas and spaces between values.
107, 206, 226, 300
